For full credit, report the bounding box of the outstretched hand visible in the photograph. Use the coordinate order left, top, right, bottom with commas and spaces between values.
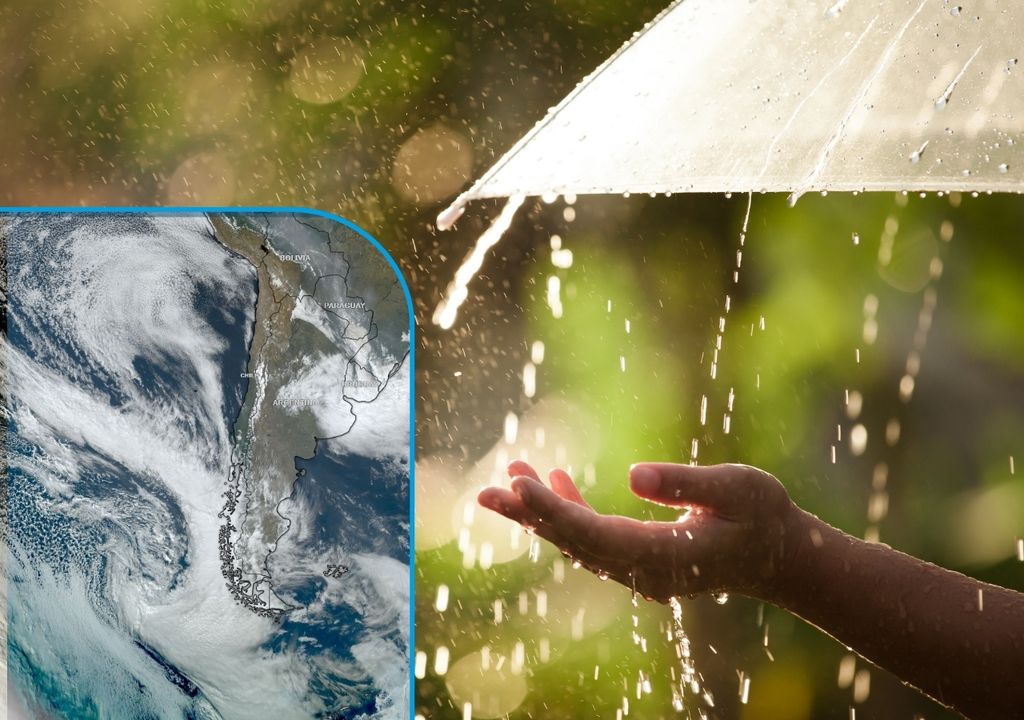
478, 460, 797, 602
481, 459, 1024, 719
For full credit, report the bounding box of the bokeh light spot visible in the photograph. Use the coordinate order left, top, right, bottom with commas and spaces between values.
288, 37, 365, 105
392, 124, 473, 204
165, 151, 237, 205
446, 650, 529, 719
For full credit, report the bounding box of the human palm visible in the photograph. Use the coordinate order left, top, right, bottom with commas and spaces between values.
478, 460, 796, 601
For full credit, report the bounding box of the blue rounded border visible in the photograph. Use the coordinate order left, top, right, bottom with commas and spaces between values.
0, 205, 417, 718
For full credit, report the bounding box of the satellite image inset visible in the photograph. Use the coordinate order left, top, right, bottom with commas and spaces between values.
1, 212, 411, 719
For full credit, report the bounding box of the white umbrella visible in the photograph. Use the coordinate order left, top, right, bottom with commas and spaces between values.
433, 0, 1022, 325
445, 0, 1022, 215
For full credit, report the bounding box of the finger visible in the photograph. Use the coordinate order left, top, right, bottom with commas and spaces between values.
512, 476, 654, 561
507, 460, 541, 482
480, 485, 608, 567
548, 467, 591, 508
630, 462, 758, 511
484, 482, 691, 593
512, 462, 590, 509
479, 484, 572, 545
478, 486, 543, 528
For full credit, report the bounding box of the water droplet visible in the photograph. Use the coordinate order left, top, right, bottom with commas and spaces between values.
713, 593, 729, 605
597, 570, 609, 581
435, 201, 465, 231
998, 163, 1009, 173
934, 45, 982, 109
826, 0, 850, 17
950, 5, 962, 15
909, 140, 929, 163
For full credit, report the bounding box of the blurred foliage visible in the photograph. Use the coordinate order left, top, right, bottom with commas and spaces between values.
416, 191, 1024, 720
2, 1, 1023, 719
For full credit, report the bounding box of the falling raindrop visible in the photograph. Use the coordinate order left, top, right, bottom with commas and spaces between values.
853, 669, 871, 703
739, 673, 750, 704
713, 593, 729, 605
547, 275, 564, 318
838, 654, 856, 688
434, 195, 526, 328
551, 246, 573, 268
504, 412, 519, 444
434, 646, 451, 675
531, 341, 546, 364
435, 584, 450, 612
523, 363, 537, 398
668, 596, 702, 713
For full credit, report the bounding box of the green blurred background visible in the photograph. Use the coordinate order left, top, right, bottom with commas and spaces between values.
2, 1, 1022, 719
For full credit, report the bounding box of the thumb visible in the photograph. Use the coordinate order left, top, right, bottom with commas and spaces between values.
629, 462, 751, 510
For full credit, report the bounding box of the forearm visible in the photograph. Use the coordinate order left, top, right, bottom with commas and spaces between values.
764, 507, 1024, 719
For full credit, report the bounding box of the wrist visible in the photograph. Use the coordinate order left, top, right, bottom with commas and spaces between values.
754, 502, 826, 606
